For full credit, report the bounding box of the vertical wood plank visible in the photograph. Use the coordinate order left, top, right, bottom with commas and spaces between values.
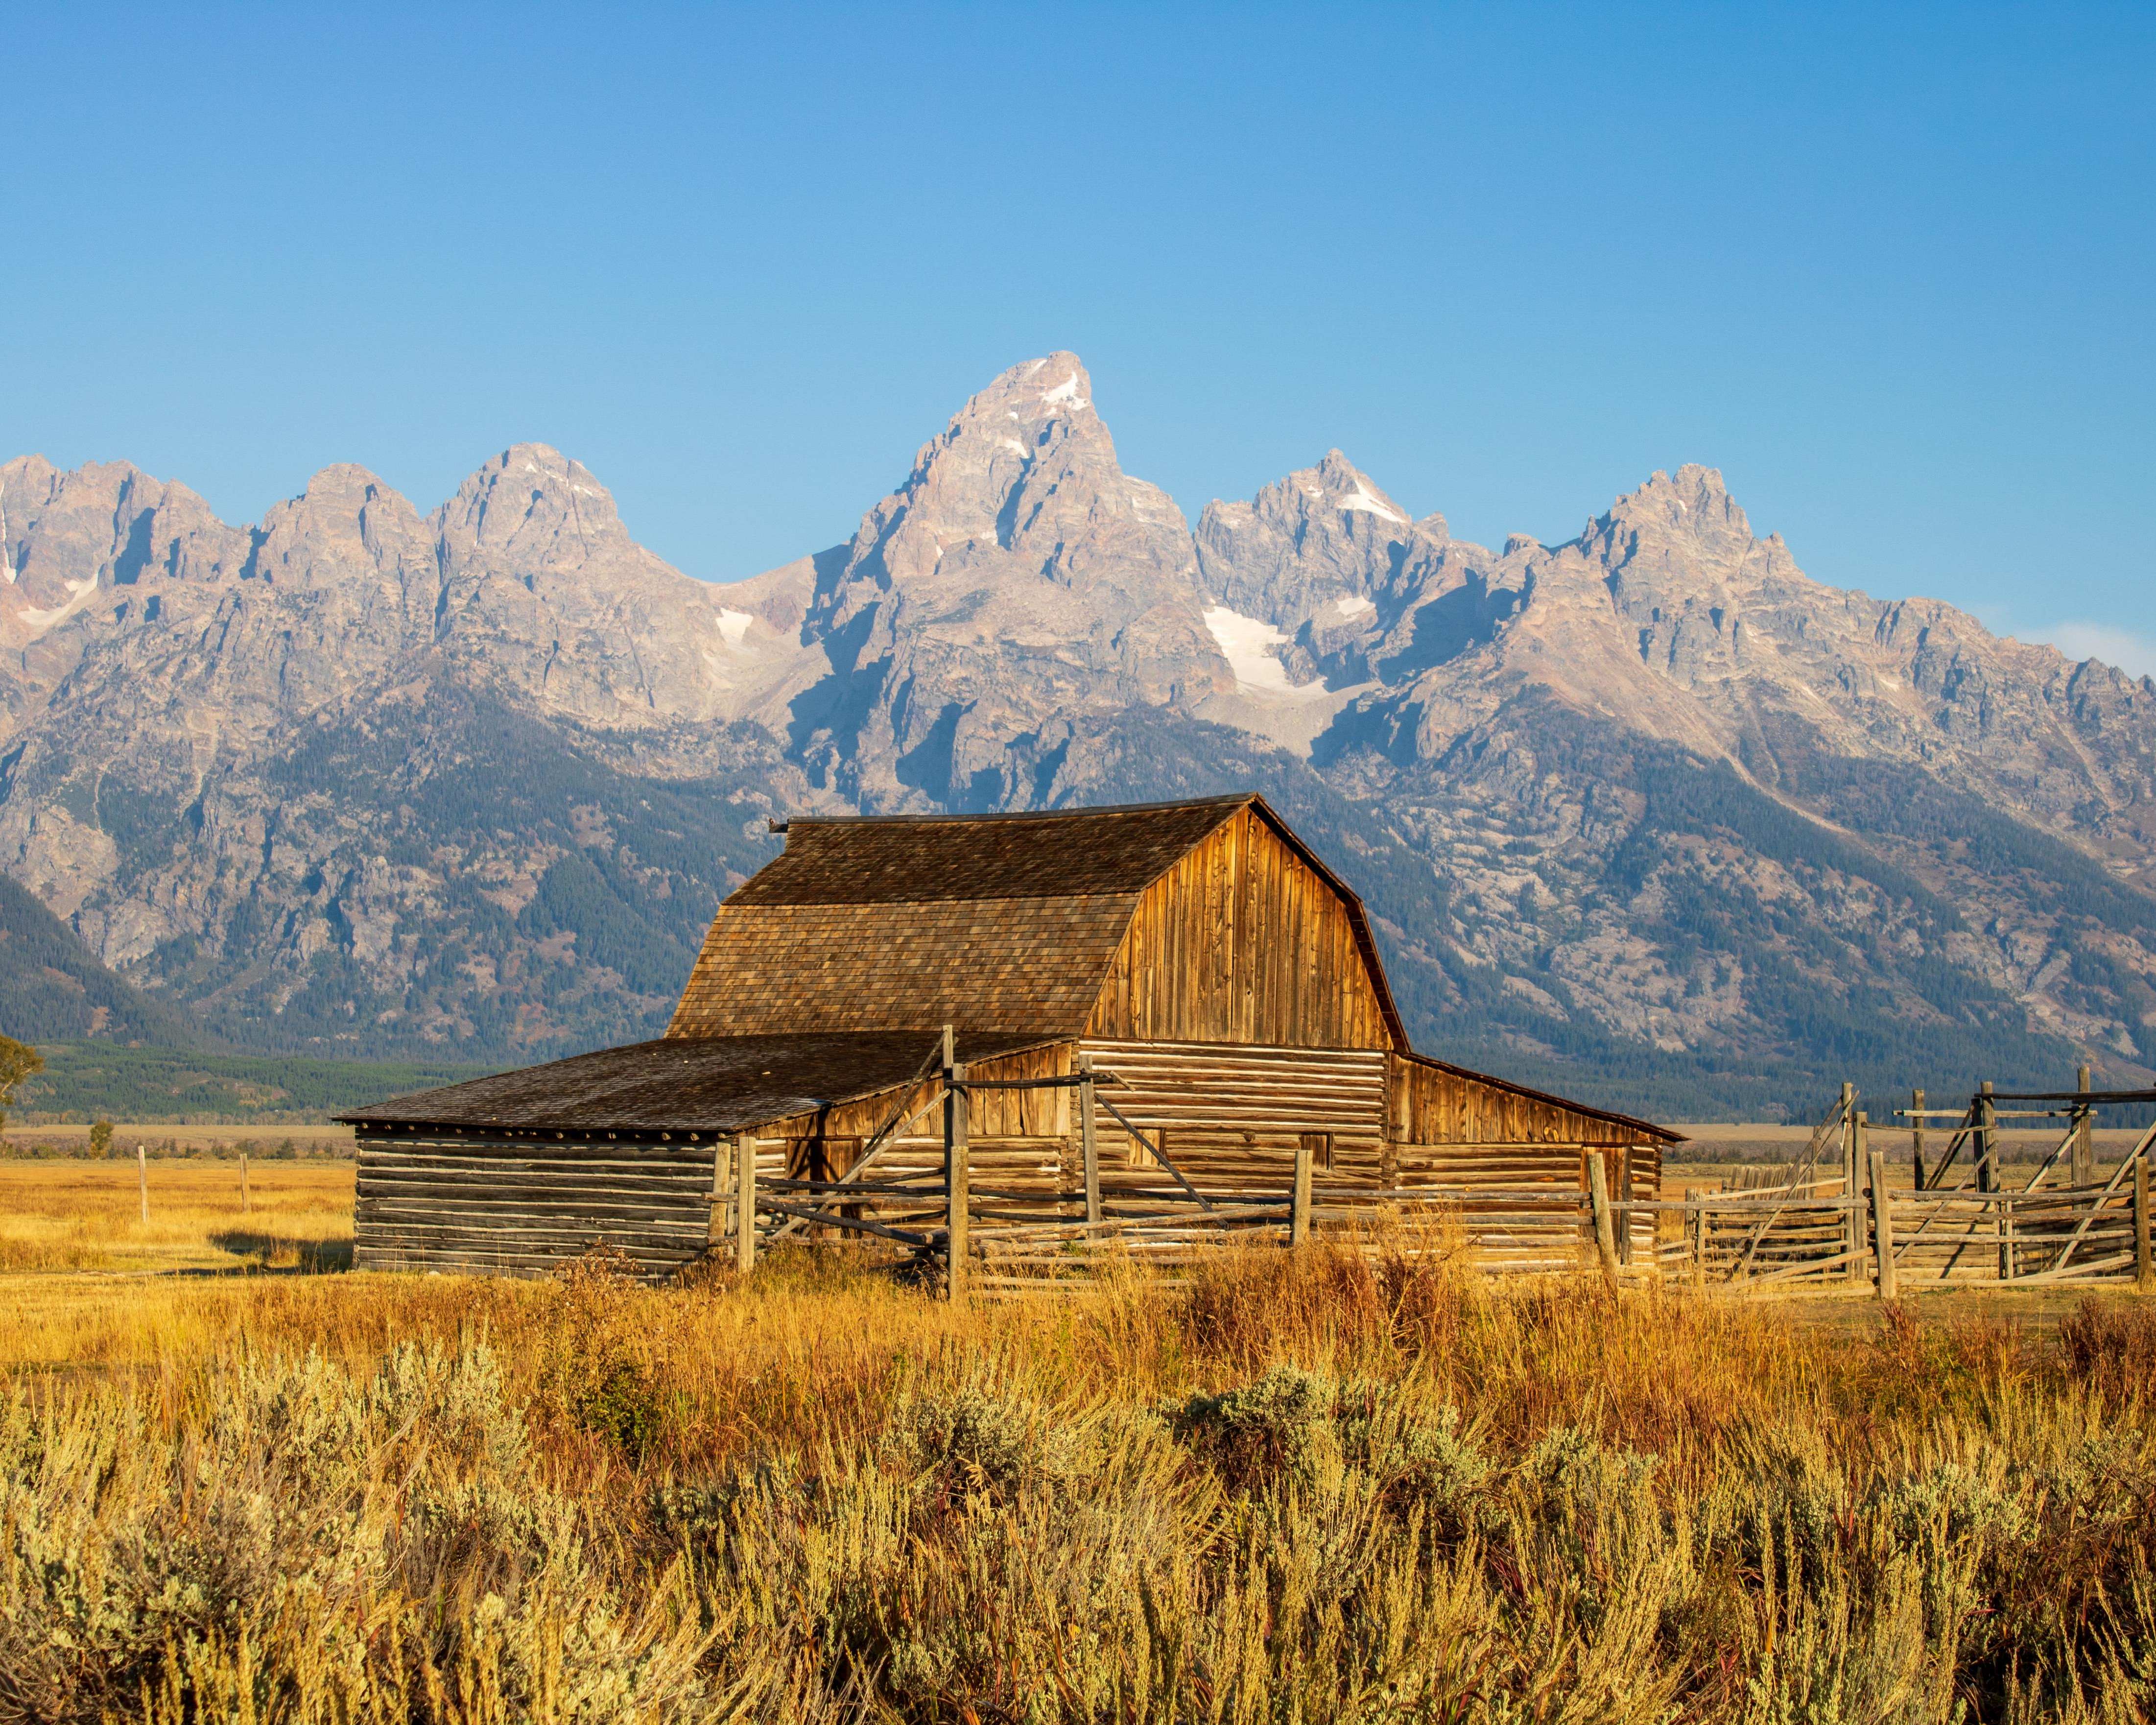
945, 1034, 969, 1302
2073, 1065, 2095, 1188
1291, 1132, 1315, 1247
1587, 1151, 1618, 1285
1870, 1148, 1897, 1300
2134, 1156, 2152, 1292
1080, 1054, 1101, 1226
1849, 1111, 1869, 1280
709, 1138, 727, 1246
734, 1131, 757, 1273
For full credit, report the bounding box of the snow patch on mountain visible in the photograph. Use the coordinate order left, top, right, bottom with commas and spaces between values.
21, 575, 100, 636
1203, 604, 1331, 701
1339, 480, 1406, 524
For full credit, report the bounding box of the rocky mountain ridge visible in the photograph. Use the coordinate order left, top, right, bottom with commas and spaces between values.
2, 352, 2151, 1115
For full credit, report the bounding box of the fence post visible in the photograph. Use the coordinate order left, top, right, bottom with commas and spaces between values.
2135, 1157, 2152, 1293
1290, 1133, 1314, 1248
1689, 1199, 1706, 1292
1587, 1151, 1618, 1285
1979, 1082, 2008, 1278
1849, 1112, 1870, 1280
1870, 1149, 1897, 1301
138, 1143, 148, 1225
1911, 1087, 1927, 1192
944, 1026, 968, 1302
709, 1137, 728, 1246
2073, 1065, 2095, 1187
1840, 1082, 1856, 1194
734, 1131, 757, 1274
1078, 1053, 1101, 1228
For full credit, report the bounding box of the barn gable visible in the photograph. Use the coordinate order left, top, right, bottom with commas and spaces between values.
1087, 801, 1401, 1050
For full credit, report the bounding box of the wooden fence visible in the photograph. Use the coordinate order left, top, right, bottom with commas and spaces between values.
707, 1059, 2156, 1298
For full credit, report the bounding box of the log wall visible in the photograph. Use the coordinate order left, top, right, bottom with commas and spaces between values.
355, 1038, 1672, 1281
354, 1126, 718, 1279
1079, 1038, 1388, 1195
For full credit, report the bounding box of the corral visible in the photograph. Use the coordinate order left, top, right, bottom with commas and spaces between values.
344, 794, 1679, 1285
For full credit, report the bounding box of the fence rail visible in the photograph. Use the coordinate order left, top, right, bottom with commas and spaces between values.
703, 1050, 2156, 1299
721, 1161, 2156, 1296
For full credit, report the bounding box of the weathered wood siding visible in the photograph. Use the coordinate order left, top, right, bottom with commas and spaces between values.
769, 1039, 1394, 1213
1080, 1038, 1388, 1196
1386, 1138, 1661, 1269
765, 1041, 1077, 1190
1088, 806, 1394, 1049
1390, 1054, 1652, 1146
354, 1127, 716, 1279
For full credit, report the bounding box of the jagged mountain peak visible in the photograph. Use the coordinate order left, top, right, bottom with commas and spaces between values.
968, 351, 1096, 423
778, 353, 1222, 808
1195, 448, 1443, 633
435, 443, 638, 574
249, 465, 433, 591
1301, 449, 1416, 527
1592, 463, 1756, 562
0, 455, 248, 642
820, 350, 1188, 606
285, 461, 409, 508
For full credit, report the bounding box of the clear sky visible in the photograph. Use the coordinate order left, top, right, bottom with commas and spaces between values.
4, 4, 2151, 671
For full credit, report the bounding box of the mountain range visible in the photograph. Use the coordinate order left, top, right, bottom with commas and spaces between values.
3, 352, 2152, 1117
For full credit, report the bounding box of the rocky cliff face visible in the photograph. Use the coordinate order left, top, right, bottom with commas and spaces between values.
779, 353, 1231, 807
3, 360, 2152, 1113
0, 448, 799, 1059
1189, 458, 2156, 1102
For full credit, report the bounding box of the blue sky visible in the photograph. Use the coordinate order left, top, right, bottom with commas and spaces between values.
4, 4, 2151, 671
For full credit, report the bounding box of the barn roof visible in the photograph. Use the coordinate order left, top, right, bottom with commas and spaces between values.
733, 795, 1252, 904
341, 1030, 1052, 1134
666, 793, 1408, 1048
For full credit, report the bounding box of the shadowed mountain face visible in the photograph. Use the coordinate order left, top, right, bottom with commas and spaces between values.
2, 361, 2153, 1113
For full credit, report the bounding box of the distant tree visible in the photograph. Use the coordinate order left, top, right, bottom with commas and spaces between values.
90, 1119, 114, 1159
0, 1034, 43, 1135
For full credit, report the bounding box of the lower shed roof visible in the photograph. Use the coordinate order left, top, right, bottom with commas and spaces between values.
340, 1030, 1053, 1136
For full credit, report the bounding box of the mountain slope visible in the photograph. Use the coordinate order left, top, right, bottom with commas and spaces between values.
0, 869, 200, 1046
2, 361, 2153, 1114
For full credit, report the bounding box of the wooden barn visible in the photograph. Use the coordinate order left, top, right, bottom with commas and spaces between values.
345, 794, 1679, 1280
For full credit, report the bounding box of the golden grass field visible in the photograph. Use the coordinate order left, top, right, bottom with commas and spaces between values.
0, 1155, 354, 1276
1, 1154, 2153, 1723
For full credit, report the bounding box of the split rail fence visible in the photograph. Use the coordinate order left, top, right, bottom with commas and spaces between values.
705, 1050, 2156, 1299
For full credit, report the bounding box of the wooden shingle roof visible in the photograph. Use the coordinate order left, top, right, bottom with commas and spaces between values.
343, 1030, 1053, 1134
730, 796, 1251, 905
670, 796, 1359, 1041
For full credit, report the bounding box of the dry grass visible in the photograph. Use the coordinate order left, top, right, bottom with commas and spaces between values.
0, 1157, 353, 1276
1, 1178, 2153, 1721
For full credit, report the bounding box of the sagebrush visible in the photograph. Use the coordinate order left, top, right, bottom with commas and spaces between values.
3, 1243, 2153, 1722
